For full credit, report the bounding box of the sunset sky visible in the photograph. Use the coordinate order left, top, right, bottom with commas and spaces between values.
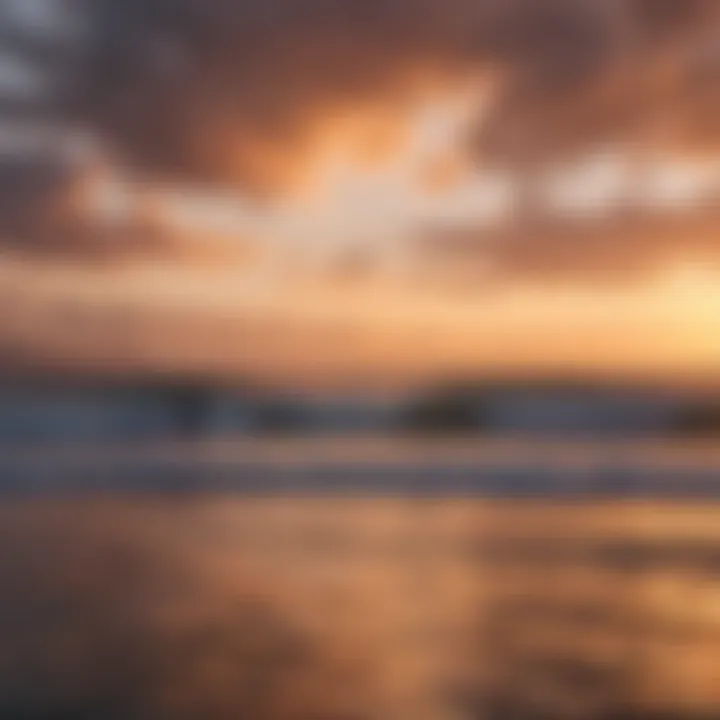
0, 0, 719, 388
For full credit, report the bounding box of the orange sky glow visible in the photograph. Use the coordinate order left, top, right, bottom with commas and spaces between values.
4, 84, 720, 387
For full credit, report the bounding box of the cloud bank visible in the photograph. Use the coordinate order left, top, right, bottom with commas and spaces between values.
0, 0, 719, 290
74, 0, 720, 187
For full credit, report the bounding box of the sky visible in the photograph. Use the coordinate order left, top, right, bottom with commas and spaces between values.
0, 0, 719, 388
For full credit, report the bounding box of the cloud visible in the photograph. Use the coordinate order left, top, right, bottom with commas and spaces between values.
70, 0, 720, 186
1, 0, 720, 277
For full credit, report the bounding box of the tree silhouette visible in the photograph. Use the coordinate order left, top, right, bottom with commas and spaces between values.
403, 385, 486, 435
675, 402, 720, 438
165, 385, 213, 439
253, 400, 305, 436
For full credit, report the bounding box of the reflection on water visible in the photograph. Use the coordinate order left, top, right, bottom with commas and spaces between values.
2, 442, 720, 719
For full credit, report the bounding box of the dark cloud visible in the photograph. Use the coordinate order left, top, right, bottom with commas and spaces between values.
3, 0, 719, 192
1, 0, 719, 276
67, 0, 720, 186
477, 0, 720, 164
0, 0, 716, 187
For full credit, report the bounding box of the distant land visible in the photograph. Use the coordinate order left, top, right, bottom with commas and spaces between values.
0, 366, 718, 443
